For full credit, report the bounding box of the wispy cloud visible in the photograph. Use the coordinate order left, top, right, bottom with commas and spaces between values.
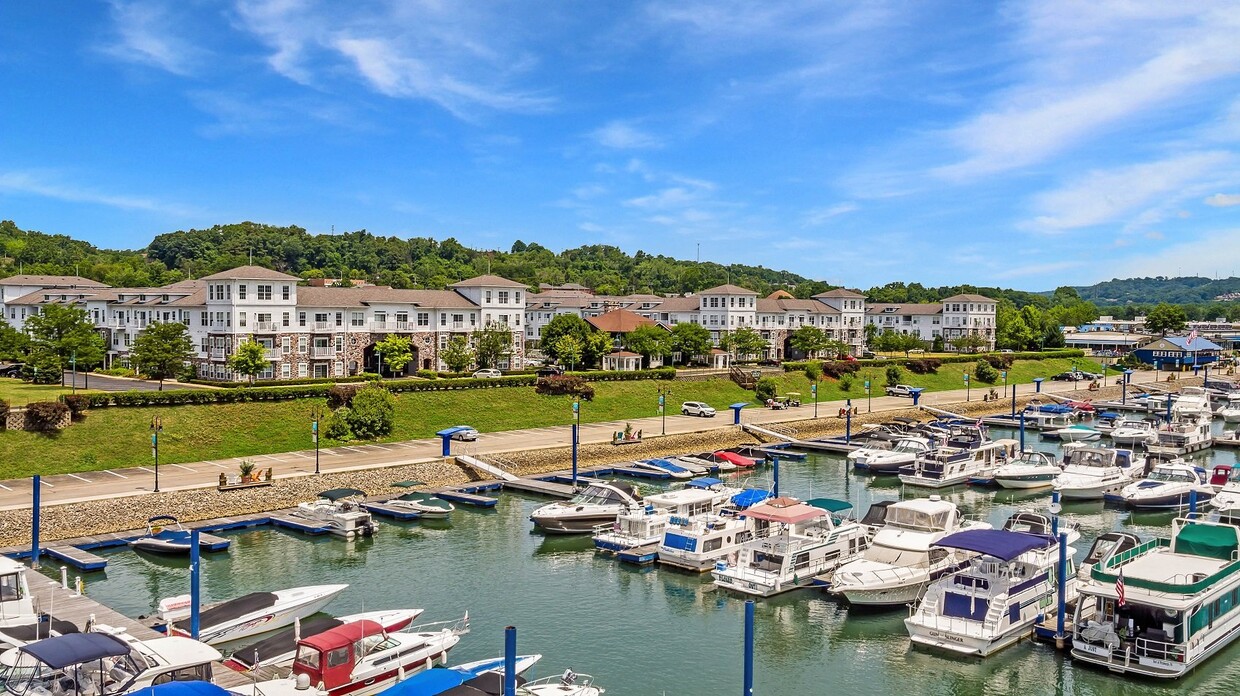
590, 121, 662, 149
101, 0, 203, 76
1205, 193, 1240, 207
0, 170, 193, 216
993, 260, 1085, 279
802, 203, 858, 226
1111, 228, 1240, 279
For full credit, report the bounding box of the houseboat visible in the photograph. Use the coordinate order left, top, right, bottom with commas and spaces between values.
897, 439, 1019, 489
592, 479, 738, 555
1148, 415, 1213, 456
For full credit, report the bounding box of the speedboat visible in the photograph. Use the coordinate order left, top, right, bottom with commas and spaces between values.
1045, 424, 1101, 442
905, 529, 1076, 657
629, 459, 694, 479
292, 489, 378, 538
1052, 446, 1139, 500
827, 496, 989, 606
712, 497, 868, 597
230, 615, 469, 696
682, 452, 735, 472
592, 479, 738, 555
1120, 459, 1214, 510
160, 584, 348, 645
898, 439, 1019, 489
1220, 395, 1240, 423
0, 558, 78, 648
2, 630, 221, 696
529, 482, 644, 534
222, 609, 423, 672
381, 482, 455, 519
376, 654, 543, 696
522, 670, 605, 696
1108, 417, 1159, 447
991, 451, 1062, 490
850, 436, 933, 474
665, 457, 712, 475
656, 489, 770, 572
128, 516, 196, 555
713, 451, 758, 469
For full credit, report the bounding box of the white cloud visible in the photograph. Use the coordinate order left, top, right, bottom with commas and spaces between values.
624, 187, 699, 210
803, 203, 858, 226
1205, 193, 1240, 207
102, 0, 202, 76
993, 260, 1085, 279
1110, 229, 1240, 280
0, 170, 192, 216
591, 121, 662, 149
232, 0, 318, 84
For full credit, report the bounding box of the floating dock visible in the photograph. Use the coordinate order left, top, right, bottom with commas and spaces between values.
617, 543, 659, 565
269, 515, 333, 535
501, 478, 578, 499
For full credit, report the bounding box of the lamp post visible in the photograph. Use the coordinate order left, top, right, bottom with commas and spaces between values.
570, 397, 581, 488
812, 382, 818, 418
964, 372, 971, 401
864, 378, 872, 412
150, 416, 163, 492
656, 387, 672, 435
310, 406, 324, 475
70, 350, 77, 395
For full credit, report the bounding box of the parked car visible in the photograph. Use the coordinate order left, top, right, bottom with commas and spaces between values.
861, 351, 877, 359
681, 401, 716, 417
999, 349, 1014, 354
0, 363, 24, 378
757, 358, 780, 367
907, 348, 926, 355
1051, 371, 1085, 381
472, 368, 503, 379
449, 426, 479, 442
536, 366, 565, 378
885, 384, 915, 397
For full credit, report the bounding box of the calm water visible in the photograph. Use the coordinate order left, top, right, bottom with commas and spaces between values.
40, 422, 1240, 695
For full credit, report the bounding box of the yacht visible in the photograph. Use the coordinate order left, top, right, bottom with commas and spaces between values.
827, 497, 989, 606
897, 439, 1019, 489
529, 482, 644, 534
1219, 395, 1240, 423
991, 451, 1062, 490
292, 489, 378, 539
1148, 415, 1213, 456
592, 479, 739, 554
1071, 518, 1240, 678
1109, 418, 1159, 447
0, 558, 77, 648
1120, 460, 1214, 510
161, 584, 348, 645
1171, 387, 1213, 419
712, 497, 868, 597
655, 489, 771, 572
1052, 446, 1140, 500
1045, 424, 1102, 442
850, 436, 933, 474
905, 529, 1076, 657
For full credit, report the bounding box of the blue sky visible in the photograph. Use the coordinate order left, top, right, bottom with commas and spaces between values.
2, 1, 1239, 290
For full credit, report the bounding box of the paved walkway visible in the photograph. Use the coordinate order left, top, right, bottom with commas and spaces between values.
0, 371, 1165, 510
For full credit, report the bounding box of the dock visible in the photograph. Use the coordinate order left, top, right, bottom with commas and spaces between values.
29, 573, 160, 639
610, 466, 671, 480
616, 543, 659, 565
4, 525, 235, 571
430, 483, 500, 508
1216, 436, 1240, 449
44, 546, 108, 572
788, 437, 862, 454
269, 515, 332, 535
501, 478, 578, 499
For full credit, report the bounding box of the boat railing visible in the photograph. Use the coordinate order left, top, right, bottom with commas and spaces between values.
1135, 636, 1186, 662
397, 613, 471, 637
520, 672, 598, 694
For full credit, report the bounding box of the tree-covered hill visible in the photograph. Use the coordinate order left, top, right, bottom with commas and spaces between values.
1071, 276, 1240, 306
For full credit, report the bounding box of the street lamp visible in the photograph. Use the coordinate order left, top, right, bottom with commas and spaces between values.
964, 372, 971, 401
656, 387, 672, 435
1002, 370, 1008, 398
150, 416, 163, 492
570, 397, 581, 488
70, 351, 77, 395
310, 406, 324, 475
812, 382, 819, 418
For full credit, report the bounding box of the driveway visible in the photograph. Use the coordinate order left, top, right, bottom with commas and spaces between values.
62, 372, 198, 392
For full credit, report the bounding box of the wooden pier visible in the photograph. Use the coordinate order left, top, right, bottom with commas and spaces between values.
29, 573, 160, 639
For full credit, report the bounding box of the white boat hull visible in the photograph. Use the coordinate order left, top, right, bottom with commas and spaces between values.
167, 584, 349, 644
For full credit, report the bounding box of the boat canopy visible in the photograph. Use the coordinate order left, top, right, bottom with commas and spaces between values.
383, 668, 473, 696
318, 488, 367, 501
806, 498, 853, 514
744, 498, 826, 525
730, 489, 771, 508
1029, 404, 1075, 414
391, 480, 426, 488
300, 620, 385, 653
129, 682, 234, 696
934, 529, 1051, 561
1173, 524, 1240, 561
20, 633, 130, 669
687, 477, 724, 489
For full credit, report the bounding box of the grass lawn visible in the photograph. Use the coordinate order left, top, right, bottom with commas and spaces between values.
0, 358, 1102, 477
0, 380, 98, 407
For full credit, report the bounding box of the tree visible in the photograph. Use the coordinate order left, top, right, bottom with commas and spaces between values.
670, 323, 712, 364
129, 322, 194, 390
789, 325, 831, 358
228, 339, 270, 385
1145, 302, 1188, 336
554, 334, 584, 370
624, 325, 671, 368
345, 384, 396, 438
995, 299, 1034, 350
720, 327, 767, 360
440, 335, 475, 372
540, 315, 592, 363
473, 322, 513, 369
0, 318, 30, 360
895, 332, 925, 356
950, 333, 989, 354
931, 334, 945, 352
885, 365, 903, 388
25, 305, 105, 376
872, 329, 900, 356
583, 331, 614, 369
374, 334, 413, 376
975, 359, 1000, 383
863, 323, 879, 348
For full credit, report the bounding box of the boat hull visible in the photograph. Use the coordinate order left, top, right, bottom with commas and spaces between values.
531, 513, 618, 534
905, 617, 1035, 657
993, 474, 1056, 490
1124, 490, 1214, 510
129, 539, 192, 555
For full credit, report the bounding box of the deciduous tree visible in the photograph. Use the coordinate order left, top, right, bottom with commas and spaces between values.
473, 322, 513, 369
374, 334, 413, 376
227, 339, 270, 385
440, 335, 475, 372
129, 322, 194, 390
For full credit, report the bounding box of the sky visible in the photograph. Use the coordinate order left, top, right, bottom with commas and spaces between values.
2, 1, 1240, 290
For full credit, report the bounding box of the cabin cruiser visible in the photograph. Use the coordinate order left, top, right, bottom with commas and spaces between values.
160, 584, 348, 645
222, 609, 423, 672
849, 436, 933, 474
1149, 415, 1213, 456
1045, 424, 1101, 442
1071, 518, 1240, 678
592, 479, 739, 553
230, 616, 469, 696
1109, 418, 1159, 447
897, 439, 1019, 489
712, 497, 868, 597
292, 489, 378, 539
1052, 446, 1140, 500
0, 559, 78, 649
1219, 395, 1240, 423
1075, 532, 1142, 581
2, 629, 221, 696
827, 497, 989, 606
1021, 404, 1078, 430
529, 482, 643, 534
655, 489, 771, 573
905, 529, 1076, 657
1171, 387, 1213, 419
1001, 511, 1080, 545
380, 483, 455, 519
991, 451, 1062, 490
1120, 460, 1213, 510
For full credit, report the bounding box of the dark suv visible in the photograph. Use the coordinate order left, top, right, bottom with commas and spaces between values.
535, 366, 565, 378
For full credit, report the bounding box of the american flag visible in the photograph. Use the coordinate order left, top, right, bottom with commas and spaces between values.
1116, 568, 1125, 607
1186, 330, 1198, 347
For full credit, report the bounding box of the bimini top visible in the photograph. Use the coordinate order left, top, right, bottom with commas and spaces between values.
686, 477, 724, 489
1029, 404, 1075, 414
21, 633, 130, 669
730, 489, 772, 509
318, 488, 367, 502
129, 682, 235, 696
386, 669, 526, 696
301, 620, 385, 653
934, 529, 1051, 562
743, 497, 827, 525
806, 498, 853, 514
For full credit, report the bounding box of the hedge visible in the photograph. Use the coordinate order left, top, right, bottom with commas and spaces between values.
188, 366, 671, 388
783, 350, 1084, 373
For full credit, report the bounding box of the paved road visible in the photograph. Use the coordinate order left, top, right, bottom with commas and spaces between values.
0, 371, 1168, 510
61, 372, 197, 391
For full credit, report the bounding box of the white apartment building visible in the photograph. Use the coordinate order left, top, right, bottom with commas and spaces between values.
864, 294, 997, 350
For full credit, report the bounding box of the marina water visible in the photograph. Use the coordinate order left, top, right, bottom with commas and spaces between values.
41, 425, 1240, 695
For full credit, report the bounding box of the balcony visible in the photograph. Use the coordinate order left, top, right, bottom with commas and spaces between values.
312, 322, 335, 332
311, 347, 335, 358
209, 350, 228, 360
254, 322, 278, 333
264, 349, 280, 360
451, 322, 466, 330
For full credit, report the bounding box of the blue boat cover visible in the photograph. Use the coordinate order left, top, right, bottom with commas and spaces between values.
21, 633, 130, 669
130, 682, 234, 696
1030, 404, 1074, 414
687, 477, 724, 488
647, 459, 687, 472
730, 489, 771, 508
935, 529, 1051, 561
381, 668, 470, 696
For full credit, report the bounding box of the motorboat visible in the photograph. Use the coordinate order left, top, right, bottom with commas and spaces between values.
1210, 465, 1240, 516
827, 497, 989, 606
905, 529, 1076, 657
850, 436, 933, 474
1075, 531, 1141, 580
521, 670, 605, 696
381, 482, 455, 519
991, 451, 1062, 490
160, 584, 348, 645
128, 517, 196, 555
1220, 395, 1240, 423
897, 439, 1019, 489
1001, 511, 1080, 546
2, 629, 221, 696
0, 558, 78, 648
1148, 415, 1213, 456
682, 452, 736, 472
712, 497, 868, 597
1120, 460, 1214, 510
655, 489, 771, 572
629, 459, 694, 480
1052, 446, 1140, 500
375, 654, 543, 696
230, 615, 469, 696
1045, 424, 1101, 442
1071, 518, 1240, 678
1108, 418, 1159, 447
713, 451, 758, 469
529, 482, 644, 534
222, 609, 423, 672
292, 489, 378, 539
665, 457, 712, 475
1021, 404, 1078, 430
592, 479, 739, 554
1171, 387, 1213, 419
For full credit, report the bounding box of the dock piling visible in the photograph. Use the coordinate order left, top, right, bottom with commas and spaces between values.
60, 566, 68, 590
1019, 412, 1026, 452
743, 600, 754, 696
1189, 489, 1198, 515
31, 475, 40, 569
504, 625, 517, 696
772, 458, 780, 498
190, 529, 201, 640
845, 400, 851, 444
1056, 531, 1067, 642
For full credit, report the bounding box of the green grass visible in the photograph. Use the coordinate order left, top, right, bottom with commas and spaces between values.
0, 380, 98, 407
0, 358, 1102, 478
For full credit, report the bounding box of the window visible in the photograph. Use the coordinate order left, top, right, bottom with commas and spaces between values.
335, 312, 343, 326
282, 312, 290, 327
200, 311, 208, 326
351, 312, 364, 327
209, 286, 214, 301
281, 363, 290, 378
375, 312, 386, 324
238, 284, 247, 300
417, 312, 429, 326
257, 285, 272, 301
282, 285, 290, 300
299, 312, 306, 327
239, 311, 247, 327
258, 312, 271, 325
281, 337, 291, 355
333, 361, 344, 377
498, 291, 509, 304
441, 314, 447, 326
515, 292, 521, 303
485, 290, 493, 303
298, 336, 308, 353
298, 362, 309, 377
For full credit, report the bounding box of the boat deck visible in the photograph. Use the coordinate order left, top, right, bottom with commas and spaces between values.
360, 501, 424, 520
269, 515, 332, 535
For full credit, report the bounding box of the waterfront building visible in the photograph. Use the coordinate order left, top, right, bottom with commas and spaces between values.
1133, 336, 1224, 370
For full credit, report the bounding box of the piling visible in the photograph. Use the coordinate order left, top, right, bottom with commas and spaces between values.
504, 626, 517, 696
743, 600, 755, 696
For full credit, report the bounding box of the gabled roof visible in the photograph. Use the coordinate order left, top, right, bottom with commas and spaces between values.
699, 283, 758, 296
1145, 336, 1224, 352
941, 293, 995, 303
866, 303, 943, 316
813, 288, 863, 299
586, 308, 657, 333
0, 275, 108, 288
199, 265, 300, 281
449, 274, 527, 289
652, 296, 701, 312
606, 350, 642, 357
767, 289, 795, 299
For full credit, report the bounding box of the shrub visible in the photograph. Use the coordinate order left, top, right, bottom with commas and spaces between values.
24, 401, 69, 431
327, 384, 361, 410
535, 375, 595, 401
974, 359, 1000, 383
346, 385, 396, 438
754, 377, 778, 401
822, 361, 860, 379
906, 358, 942, 375
839, 374, 854, 392
0, 399, 7, 427
97, 367, 137, 377
62, 394, 90, 417
416, 369, 438, 379
885, 365, 903, 388
983, 354, 1014, 369
804, 362, 822, 382
324, 409, 352, 439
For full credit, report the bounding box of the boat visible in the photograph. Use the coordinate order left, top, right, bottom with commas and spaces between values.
374, 655, 543, 696
161, 584, 349, 645
222, 609, 424, 672
905, 529, 1076, 657
292, 489, 379, 538
1219, 395, 1240, 423
992, 451, 1062, 490
592, 479, 739, 555
128, 516, 196, 555
1075, 531, 1142, 580
850, 436, 933, 474
655, 488, 771, 572
1045, 424, 1102, 442
682, 452, 736, 472
0, 557, 78, 648
382, 482, 455, 519
521, 670, 605, 696
665, 457, 712, 475
712, 497, 868, 597
714, 451, 759, 469
1021, 404, 1078, 430
1071, 518, 1240, 678
1210, 465, 1240, 517
1171, 386, 1213, 419
1001, 511, 1079, 545
1051, 446, 1140, 500
230, 615, 469, 696
1120, 459, 1214, 510
629, 459, 694, 479
529, 481, 644, 534
1108, 418, 1159, 447
1148, 414, 1213, 456
897, 439, 1019, 489
2, 630, 221, 696
827, 496, 989, 606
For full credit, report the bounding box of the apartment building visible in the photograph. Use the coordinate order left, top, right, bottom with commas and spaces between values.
864, 294, 997, 350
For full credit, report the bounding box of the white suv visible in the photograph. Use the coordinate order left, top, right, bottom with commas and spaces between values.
472, 368, 503, 379
885, 384, 915, 397
681, 401, 716, 417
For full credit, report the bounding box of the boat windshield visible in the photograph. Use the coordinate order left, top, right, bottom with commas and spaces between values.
1148, 468, 1197, 483
571, 486, 625, 506
294, 646, 321, 671
6, 652, 145, 696
863, 543, 929, 566
886, 507, 950, 532
1068, 450, 1111, 468
892, 440, 926, 454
